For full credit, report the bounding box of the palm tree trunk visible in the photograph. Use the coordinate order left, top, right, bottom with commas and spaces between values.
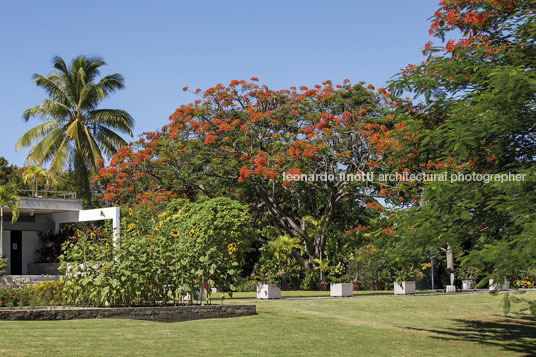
83, 173, 93, 208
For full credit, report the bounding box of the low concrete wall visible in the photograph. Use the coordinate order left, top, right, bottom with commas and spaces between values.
0, 304, 256, 322
27, 263, 63, 275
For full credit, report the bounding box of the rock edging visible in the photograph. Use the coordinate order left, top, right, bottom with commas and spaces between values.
0, 304, 256, 322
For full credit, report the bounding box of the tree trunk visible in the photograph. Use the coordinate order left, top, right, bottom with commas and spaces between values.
84, 180, 93, 209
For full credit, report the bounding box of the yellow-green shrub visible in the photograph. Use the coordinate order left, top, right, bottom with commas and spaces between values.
28, 281, 64, 305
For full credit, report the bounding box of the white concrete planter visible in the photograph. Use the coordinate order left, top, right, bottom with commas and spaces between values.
330, 283, 353, 297
489, 279, 510, 291
256, 284, 281, 299
394, 281, 416, 295
445, 285, 456, 293
182, 287, 206, 302
462, 280, 474, 290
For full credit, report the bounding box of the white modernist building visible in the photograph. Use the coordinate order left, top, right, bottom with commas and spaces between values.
1, 194, 119, 275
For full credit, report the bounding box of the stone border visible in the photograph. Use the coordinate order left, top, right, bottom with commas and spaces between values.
0, 304, 256, 322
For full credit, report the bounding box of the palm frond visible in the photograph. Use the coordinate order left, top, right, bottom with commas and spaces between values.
95, 126, 129, 157
32, 74, 69, 106
51, 56, 69, 75
0, 184, 20, 222
89, 109, 134, 135
94, 73, 125, 100
48, 137, 71, 175
22, 100, 72, 121
64, 118, 81, 142
81, 125, 104, 170
25, 127, 65, 165
15, 119, 60, 150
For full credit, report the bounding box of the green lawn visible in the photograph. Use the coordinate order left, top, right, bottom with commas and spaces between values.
0, 292, 534, 356
213, 289, 400, 299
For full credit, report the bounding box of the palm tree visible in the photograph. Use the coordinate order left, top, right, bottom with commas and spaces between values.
16, 56, 134, 206
0, 184, 20, 259
22, 165, 57, 197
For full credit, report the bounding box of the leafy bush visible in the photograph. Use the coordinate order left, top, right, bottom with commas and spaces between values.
27, 281, 64, 305
300, 270, 320, 290
0, 287, 32, 307
0, 258, 6, 275
59, 197, 253, 306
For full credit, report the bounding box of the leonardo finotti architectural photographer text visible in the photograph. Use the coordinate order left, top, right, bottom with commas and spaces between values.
282, 171, 526, 184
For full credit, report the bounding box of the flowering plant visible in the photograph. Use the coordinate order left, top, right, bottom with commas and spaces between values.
59, 197, 252, 306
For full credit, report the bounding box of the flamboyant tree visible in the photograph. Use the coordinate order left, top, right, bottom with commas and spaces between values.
95, 80, 410, 269
385, 0, 536, 281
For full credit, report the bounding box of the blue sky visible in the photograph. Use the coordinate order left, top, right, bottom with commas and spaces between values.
0, 0, 440, 166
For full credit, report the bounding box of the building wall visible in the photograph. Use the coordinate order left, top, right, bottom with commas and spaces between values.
2, 230, 10, 274
22, 231, 40, 275
1, 230, 40, 275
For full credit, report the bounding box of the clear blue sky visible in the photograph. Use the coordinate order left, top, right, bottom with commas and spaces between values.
0, 0, 440, 166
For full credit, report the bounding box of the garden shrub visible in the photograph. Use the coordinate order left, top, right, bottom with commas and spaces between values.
59, 197, 253, 306
28, 281, 64, 305
0, 287, 32, 307
0, 258, 6, 275
301, 270, 320, 290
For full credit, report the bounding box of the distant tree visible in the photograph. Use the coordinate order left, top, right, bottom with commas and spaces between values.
0, 158, 14, 186
22, 166, 57, 197
16, 56, 134, 206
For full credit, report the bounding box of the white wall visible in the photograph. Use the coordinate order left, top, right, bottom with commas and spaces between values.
1, 231, 40, 275
22, 231, 40, 275
2, 230, 10, 274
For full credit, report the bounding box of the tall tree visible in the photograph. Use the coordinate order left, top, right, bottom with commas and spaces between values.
386, 1, 535, 282
16, 56, 134, 206
0, 184, 20, 258
95, 80, 406, 269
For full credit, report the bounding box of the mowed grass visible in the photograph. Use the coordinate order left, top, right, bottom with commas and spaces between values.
0, 292, 535, 356
213, 289, 399, 299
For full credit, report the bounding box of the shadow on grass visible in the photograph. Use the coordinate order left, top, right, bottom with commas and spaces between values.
406, 315, 536, 356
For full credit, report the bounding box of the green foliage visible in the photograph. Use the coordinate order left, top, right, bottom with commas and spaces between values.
458, 266, 481, 281
35, 231, 68, 263
392, 264, 423, 285
22, 166, 58, 196
0, 157, 20, 186
27, 281, 64, 305
385, 2, 536, 304
499, 291, 536, 319
0, 287, 32, 307
0, 184, 20, 223
59, 197, 253, 306
254, 235, 303, 284
300, 270, 320, 290
0, 257, 7, 275
0, 184, 20, 258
